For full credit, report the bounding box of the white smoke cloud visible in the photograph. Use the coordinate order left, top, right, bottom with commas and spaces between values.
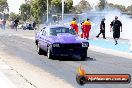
43, 7, 132, 41
85, 9, 132, 40
103, 9, 132, 40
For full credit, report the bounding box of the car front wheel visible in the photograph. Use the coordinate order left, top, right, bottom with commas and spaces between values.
37, 44, 43, 55
47, 47, 53, 59
80, 52, 87, 61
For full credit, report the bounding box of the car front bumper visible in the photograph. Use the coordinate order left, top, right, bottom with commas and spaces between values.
51, 47, 88, 56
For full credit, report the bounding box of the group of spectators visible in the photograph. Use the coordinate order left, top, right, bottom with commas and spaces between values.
10, 18, 36, 31
0, 18, 20, 30
11, 18, 19, 31
0, 19, 6, 30
70, 16, 122, 45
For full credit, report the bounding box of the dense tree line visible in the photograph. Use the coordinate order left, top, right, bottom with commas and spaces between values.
19, 0, 73, 23
108, 3, 132, 15
73, 0, 92, 13
0, 0, 9, 19
0, 0, 8, 12
108, 3, 127, 12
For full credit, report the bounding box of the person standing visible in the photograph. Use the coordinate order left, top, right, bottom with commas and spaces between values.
14, 18, 19, 31
82, 18, 91, 40
2, 19, 6, 30
32, 21, 36, 29
81, 20, 85, 38
96, 18, 106, 39
10, 20, 14, 29
0, 19, 2, 29
110, 16, 122, 45
70, 18, 78, 34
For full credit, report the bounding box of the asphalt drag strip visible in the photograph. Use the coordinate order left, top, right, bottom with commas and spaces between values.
0, 35, 132, 88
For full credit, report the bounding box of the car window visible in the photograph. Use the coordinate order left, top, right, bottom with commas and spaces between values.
49, 27, 76, 36
39, 27, 46, 34
46, 28, 50, 36
41, 27, 46, 31
42, 30, 46, 36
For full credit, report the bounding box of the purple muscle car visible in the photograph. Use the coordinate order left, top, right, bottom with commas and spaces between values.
35, 25, 89, 60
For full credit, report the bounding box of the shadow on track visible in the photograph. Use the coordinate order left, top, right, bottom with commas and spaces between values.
51, 56, 96, 61
40, 51, 96, 61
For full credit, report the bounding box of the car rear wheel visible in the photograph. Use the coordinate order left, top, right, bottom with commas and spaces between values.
37, 44, 43, 55
47, 47, 53, 59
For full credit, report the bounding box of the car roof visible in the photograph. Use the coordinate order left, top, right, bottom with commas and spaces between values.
43, 25, 70, 29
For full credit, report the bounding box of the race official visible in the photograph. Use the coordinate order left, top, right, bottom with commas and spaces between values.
82, 18, 91, 40
70, 18, 78, 34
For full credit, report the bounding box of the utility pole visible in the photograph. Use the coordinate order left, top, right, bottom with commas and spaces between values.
47, 0, 49, 23
62, 0, 64, 23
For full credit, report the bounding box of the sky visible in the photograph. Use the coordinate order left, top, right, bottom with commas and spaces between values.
7, 0, 132, 14
7, 0, 25, 14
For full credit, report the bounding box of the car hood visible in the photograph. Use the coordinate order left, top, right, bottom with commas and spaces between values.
48, 33, 88, 44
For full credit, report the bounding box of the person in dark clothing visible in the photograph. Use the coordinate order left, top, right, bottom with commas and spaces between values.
96, 18, 106, 39
27, 24, 33, 30
14, 18, 19, 31
32, 21, 36, 29
2, 19, 6, 30
81, 20, 85, 38
110, 16, 122, 45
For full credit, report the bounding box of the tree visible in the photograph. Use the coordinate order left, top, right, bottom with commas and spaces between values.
127, 5, 132, 13
74, 0, 92, 13
0, 0, 8, 12
8, 12, 20, 21
108, 3, 127, 12
97, 0, 107, 10
20, 3, 31, 21
0, 0, 9, 20
126, 5, 132, 15
31, 0, 47, 23
51, 0, 61, 13
51, 0, 73, 13
30, 0, 73, 23
64, 0, 73, 13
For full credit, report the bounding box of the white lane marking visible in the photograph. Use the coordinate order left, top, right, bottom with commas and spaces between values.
15, 35, 34, 40
0, 59, 15, 88
0, 61, 11, 70
89, 45, 132, 59
0, 71, 16, 88
0, 35, 74, 88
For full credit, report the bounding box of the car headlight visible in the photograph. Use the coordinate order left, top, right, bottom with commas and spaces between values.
53, 43, 60, 47
82, 42, 88, 47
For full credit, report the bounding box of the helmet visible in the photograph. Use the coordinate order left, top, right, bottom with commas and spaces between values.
102, 18, 106, 21
87, 18, 90, 21
73, 18, 76, 21
115, 16, 118, 19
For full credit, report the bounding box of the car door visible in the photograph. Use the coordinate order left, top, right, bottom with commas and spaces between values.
38, 28, 46, 51
41, 29, 48, 51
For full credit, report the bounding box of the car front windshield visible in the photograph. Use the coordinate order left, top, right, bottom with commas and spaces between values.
49, 27, 76, 36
